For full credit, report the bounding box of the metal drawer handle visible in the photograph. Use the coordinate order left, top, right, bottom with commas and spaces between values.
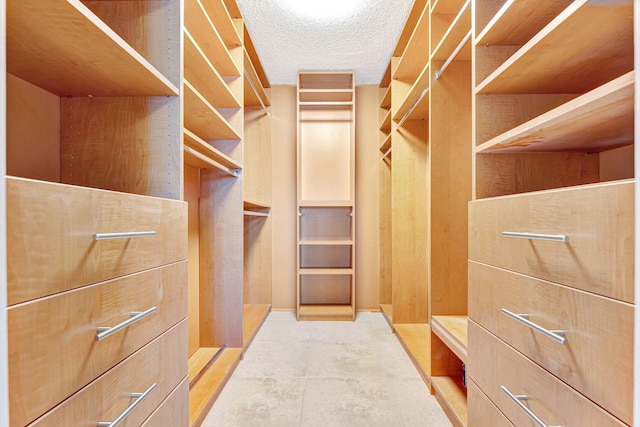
97, 383, 156, 427
501, 386, 561, 427
501, 309, 567, 345
502, 231, 568, 242
96, 307, 157, 341
93, 231, 157, 241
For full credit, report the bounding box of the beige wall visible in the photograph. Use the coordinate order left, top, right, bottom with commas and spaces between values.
270, 85, 380, 311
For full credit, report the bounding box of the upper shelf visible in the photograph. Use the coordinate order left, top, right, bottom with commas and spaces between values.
476, 0, 634, 94
299, 72, 354, 91
476, 71, 634, 154
393, 4, 430, 82
431, 315, 468, 363
200, 0, 242, 47
476, 0, 571, 46
393, 0, 429, 57
394, 64, 430, 124
244, 49, 271, 107
185, 0, 240, 77
183, 129, 241, 174
380, 85, 392, 109
431, 0, 471, 62
184, 80, 241, 141
244, 25, 271, 88
299, 89, 353, 103
6, 0, 178, 97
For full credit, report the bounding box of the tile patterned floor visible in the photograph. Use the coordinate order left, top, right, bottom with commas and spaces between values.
202, 311, 452, 427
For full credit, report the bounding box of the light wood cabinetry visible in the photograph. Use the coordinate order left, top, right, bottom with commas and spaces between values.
4, 1, 187, 425
469, 1, 635, 425
297, 72, 356, 321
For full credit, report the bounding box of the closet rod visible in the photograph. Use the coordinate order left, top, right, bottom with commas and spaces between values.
244, 69, 270, 115
243, 210, 270, 217
184, 146, 240, 178
380, 146, 392, 161
435, 30, 472, 80
395, 86, 429, 130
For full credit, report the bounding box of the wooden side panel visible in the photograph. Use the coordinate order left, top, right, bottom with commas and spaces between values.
185, 164, 200, 356
244, 216, 272, 304
392, 120, 429, 323
60, 96, 182, 200
6, 74, 60, 182
379, 157, 392, 305
9, 263, 187, 427
244, 106, 272, 206
199, 169, 243, 348
300, 275, 352, 305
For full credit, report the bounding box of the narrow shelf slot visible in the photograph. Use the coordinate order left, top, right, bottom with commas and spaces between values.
184, 80, 241, 141
184, 146, 238, 177
380, 85, 392, 109
244, 48, 271, 108
431, 0, 472, 62
244, 26, 271, 88
184, 0, 240, 77
394, 4, 430, 82
431, 376, 468, 427
184, 29, 240, 108
299, 89, 353, 103
431, 315, 468, 363
244, 200, 271, 210
299, 73, 353, 90
379, 133, 392, 154
201, 0, 242, 47
476, 71, 634, 153
6, 0, 178, 96
184, 129, 242, 171
476, 1, 633, 94
379, 109, 392, 132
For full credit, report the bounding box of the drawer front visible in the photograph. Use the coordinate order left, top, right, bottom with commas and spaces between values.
469, 261, 633, 424
142, 378, 189, 427
467, 379, 513, 427
9, 262, 187, 427
7, 177, 188, 305
468, 321, 626, 427
468, 181, 634, 302
31, 321, 187, 427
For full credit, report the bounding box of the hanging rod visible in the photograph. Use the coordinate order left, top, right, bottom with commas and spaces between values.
244, 69, 270, 116
184, 146, 240, 178
243, 210, 270, 217
395, 86, 430, 130
380, 146, 392, 161
435, 30, 472, 80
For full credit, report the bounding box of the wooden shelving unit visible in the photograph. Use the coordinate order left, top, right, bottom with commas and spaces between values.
243, 304, 271, 352
296, 72, 356, 321
394, 324, 431, 385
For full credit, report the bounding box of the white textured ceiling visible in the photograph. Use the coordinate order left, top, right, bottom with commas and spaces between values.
236, 0, 414, 85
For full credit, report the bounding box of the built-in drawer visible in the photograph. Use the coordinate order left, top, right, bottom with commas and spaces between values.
9, 262, 187, 427
467, 379, 513, 427
468, 180, 634, 303
142, 378, 189, 427
30, 321, 187, 427
469, 261, 633, 424
468, 321, 626, 427
6, 176, 188, 305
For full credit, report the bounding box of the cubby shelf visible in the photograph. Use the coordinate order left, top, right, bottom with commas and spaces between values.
185, 0, 240, 77
184, 30, 240, 109
299, 89, 353, 103
394, 64, 430, 124
475, 0, 571, 46
380, 85, 392, 109
244, 49, 271, 108
431, 0, 471, 61
394, 4, 430, 82
476, 71, 634, 153
431, 315, 468, 363
379, 134, 392, 154
379, 109, 392, 132
476, 0, 633, 94
299, 268, 353, 275
184, 80, 241, 141
299, 200, 353, 208
6, 0, 178, 97
201, 0, 242, 47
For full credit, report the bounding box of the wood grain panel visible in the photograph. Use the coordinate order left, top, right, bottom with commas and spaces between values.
300, 275, 352, 305
60, 96, 183, 199
6, 177, 187, 305
244, 106, 272, 206
379, 157, 392, 304
468, 321, 626, 426
469, 180, 634, 302
142, 378, 189, 427
184, 164, 201, 356
467, 380, 514, 427
469, 261, 633, 423
244, 214, 272, 304
9, 264, 187, 426
31, 323, 187, 427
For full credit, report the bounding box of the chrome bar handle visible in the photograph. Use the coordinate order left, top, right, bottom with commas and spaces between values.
94, 231, 156, 241
97, 383, 156, 427
96, 307, 157, 341
501, 309, 567, 345
501, 386, 561, 427
501, 231, 568, 242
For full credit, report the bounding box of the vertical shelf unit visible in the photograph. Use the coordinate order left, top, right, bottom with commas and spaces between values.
468, 1, 634, 426
297, 72, 356, 321
380, 0, 472, 425
5, 0, 187, 426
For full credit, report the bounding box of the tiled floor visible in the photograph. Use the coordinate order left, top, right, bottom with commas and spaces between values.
201, 311, 452, 427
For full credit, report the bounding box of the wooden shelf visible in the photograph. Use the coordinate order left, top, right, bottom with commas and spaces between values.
476, 1, 633, 94
476, 0, 571, 46
297, 304, 354, 321
200, 0, 241, 47
299, 89, 353, 103
431, 376, 468, 427
394, 0, 429, 57
188, 347, 222, 385
184, 129, 242, 173
394, 64, 430, 123
184, 30, 240, 108
394, 324, 431, 385
6, 0, 178, 97
299, 268, 353, 275
299, 240, 353, 246
298, 200, 353, 207
379, 109, 392, 132
476, 71, 634, 153
184, 80, 241, 141
394, 4, 430, 82
431, 0, 472, 62
243, 304, 271, 352
431, 315, 468, 363
189, 347, 242, 427
380, 304, 393, 330
244, 25, 271, 88
184, 0, 240, 77
380, 85, 392, 109
379, 133, 392, 154
299, 72, 353, 90
244, 49, 271, 108
244, 200, 271, 210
